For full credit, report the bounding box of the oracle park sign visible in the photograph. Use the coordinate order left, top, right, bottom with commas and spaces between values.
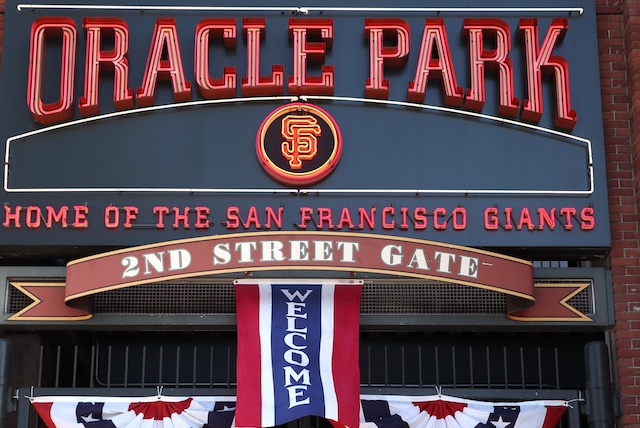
0, 0, 609, 258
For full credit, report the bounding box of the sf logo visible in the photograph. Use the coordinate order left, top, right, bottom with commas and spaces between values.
281, 115, 322, 169
256, 102, 342, 186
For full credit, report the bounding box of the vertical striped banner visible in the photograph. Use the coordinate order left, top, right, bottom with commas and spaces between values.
235, 279, 362, 428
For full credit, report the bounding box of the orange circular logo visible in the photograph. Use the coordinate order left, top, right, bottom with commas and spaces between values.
256, 103, 342, 187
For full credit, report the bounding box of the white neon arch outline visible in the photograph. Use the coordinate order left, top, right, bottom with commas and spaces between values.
16, 5, 584, 15
3, 95, 594, 196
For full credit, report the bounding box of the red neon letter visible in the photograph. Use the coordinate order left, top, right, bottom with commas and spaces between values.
226, 206, 240, 229
288, 19, 334, 95
408, 19, 463, 106
153, 206, 169, 228
581, 207, 595, 230
137, 18, 192, 107
519, 18, 577, 130
104, 206, 119, 228
242, 18, 284, 96
517, 207, 535, 231
299, 207, 313, 230
560, 207, 577, 230
503, 207, 513, 230
123, 206, 138, 228
400, 207, 409, 230
358, 207, 376, 230
414, 207, 428, 230
28, 17, 77, 125
484, 207, 499, 230
79, 18, 133, 116
195, 206, 210, 229
243, 206, 261, 229
463, 19, 519, 117
317, 207, 334, 229
337, 208, 354, 229
538, 207, 556, 230
45, 206, 69, 228
195, 19, 237, 99
73, 206, 89, 228
365, 19, 410, 99
382, 206, 395, 229
433, 207, 447, 230
172, 207, 190, 229
3, 205, 21, 228
26, 206, 42, 229
265, 206, 283, 229
452, 207, 467, 230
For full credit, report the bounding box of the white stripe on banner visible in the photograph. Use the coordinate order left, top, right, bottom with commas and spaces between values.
320, 282, 338, 421
259, 283, 275, 427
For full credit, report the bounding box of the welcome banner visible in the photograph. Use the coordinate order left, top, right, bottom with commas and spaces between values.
235, 279, 362, 428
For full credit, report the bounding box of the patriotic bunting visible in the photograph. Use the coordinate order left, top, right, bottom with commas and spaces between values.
31, 395, 236, 428
31, 394, 568, 428
358, 395, 568, 428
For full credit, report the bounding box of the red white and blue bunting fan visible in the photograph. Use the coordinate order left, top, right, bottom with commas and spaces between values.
31, 393, 569, 428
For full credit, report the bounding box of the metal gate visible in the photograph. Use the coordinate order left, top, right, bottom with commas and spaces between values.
11, 330, 599, 428
29, 331, 601, 390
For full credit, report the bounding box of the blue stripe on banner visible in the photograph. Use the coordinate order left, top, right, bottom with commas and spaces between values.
75, 402, 117, 428
361, 400, 410, 428
203, 402, 236, 428
270, 283, 325, 425
474, 406, 521, 428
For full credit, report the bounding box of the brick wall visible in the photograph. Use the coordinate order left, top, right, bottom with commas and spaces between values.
603, 0, 640, 425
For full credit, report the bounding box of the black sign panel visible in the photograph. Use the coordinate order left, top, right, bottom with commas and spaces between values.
0, 0, 609, 256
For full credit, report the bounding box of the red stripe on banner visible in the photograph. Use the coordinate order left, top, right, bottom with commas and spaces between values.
332, 284, 362, 428
541, 406, 567, 428
235, 283, 262, 427
414, 400, 467, 419
128, 398, 193, 419
32, 402, 55, 428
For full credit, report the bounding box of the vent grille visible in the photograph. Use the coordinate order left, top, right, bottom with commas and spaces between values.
96, 281, 235, 314
361, 280, 507, 314
6, 277, 594, 316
